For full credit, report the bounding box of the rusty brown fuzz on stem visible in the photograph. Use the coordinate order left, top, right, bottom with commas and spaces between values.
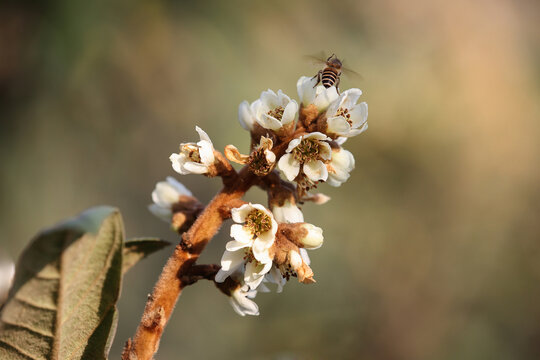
123, 119, 310, 360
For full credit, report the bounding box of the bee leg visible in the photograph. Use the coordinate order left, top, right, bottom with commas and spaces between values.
312, 70, 322, 88
335, 77, 341, 94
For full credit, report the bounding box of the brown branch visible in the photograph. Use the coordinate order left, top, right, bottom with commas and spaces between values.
122, 167, 256, 360
123, 127, 302, 359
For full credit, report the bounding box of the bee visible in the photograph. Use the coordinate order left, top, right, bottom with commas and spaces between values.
308, 53, 361, 93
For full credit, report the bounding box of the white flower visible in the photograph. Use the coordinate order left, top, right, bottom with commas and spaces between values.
215, 245, 273, 290
148, 177, 192, 222
230, 203, 278, 257
253, 89, 298, 131
297, 76, 339, 112
238, 99, 260, 132
326, 147, 355, 187
229, 283, 259, 316
278, 132, 331, 183
215, 203, 278, 289
325, 89, 368, 138
170, 126, 215, 175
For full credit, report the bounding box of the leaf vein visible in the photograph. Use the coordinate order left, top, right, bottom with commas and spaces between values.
60, 226, 119, 327
0, 319, 54, 339
14, 295, 57, 311
0, 338, 42, 360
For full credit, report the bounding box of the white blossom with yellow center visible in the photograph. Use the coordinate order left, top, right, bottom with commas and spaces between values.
215, 203, 278, 289
253, 89, 298, 131
169, 126, 215, 175
277, 132, 332, 183
325, 89, 368, 138
326, 146, 355, 187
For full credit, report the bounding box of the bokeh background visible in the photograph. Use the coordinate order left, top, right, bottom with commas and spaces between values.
1, 0, 540, 359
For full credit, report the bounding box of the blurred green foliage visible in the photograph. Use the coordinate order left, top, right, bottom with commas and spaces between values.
1, 0, 540, 359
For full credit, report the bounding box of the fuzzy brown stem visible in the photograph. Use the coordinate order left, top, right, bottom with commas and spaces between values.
123, 128, 303, 359
122, 167, 255, 360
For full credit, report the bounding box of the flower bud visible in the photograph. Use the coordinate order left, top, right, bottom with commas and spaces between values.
297, 224, 324, 249
148, 177, 203, 232
301, 192, 331, 205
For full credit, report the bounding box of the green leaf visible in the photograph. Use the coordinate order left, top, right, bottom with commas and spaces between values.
122, 238, 170, 274
0, 206, 124, 360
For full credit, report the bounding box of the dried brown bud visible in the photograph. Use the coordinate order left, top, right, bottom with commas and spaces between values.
225, 145, 250, 164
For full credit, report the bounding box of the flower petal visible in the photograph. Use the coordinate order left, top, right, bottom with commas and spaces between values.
319, 141, 332, 161
170, 153, 188, 175
326, 116, 351, 135
303, 160, 328, 182
230, 224, 253, 244
231, 203, 253, 223
195, 126, 212, 145
314, 86, 339, 110
304, 132, 329, 141
226, 240, 251, 251
148, 204, 171, 222
260, 89, 278, 107
244, 261, 271, 289
219, 249, 246, 272
257, 113, 283, 131
281, 100, 298, 125
238, 100, 254, 131
296, 76, 317, 105
272, 200, 304, 223
265, 149, 276, 164
230, 288, 259, 316
299, 248, 311, 266
278, 154, 301, 181
268, 265, 286, 293
198, 141, 215, 165
182, 161, 208, 174
286, 137, 302, 153
349, 102, 368, 128
341, 88, 363, 108
165, 176, 192, 196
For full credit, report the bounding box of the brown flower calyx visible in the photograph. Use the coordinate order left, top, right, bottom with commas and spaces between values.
271, 230, 315, 284
171, 195, 204, 233
299, 103, 319, 129
277, 223, 309, 248
248, 137, 275, 176
214, 275, 241, 297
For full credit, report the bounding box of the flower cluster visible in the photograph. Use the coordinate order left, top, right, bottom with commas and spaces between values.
149, 72, 367, 316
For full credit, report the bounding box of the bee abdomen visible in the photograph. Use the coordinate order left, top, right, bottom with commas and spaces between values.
321, 69, 338, 88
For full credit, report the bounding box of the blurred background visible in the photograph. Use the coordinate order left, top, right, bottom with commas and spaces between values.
1, 0, 540, 359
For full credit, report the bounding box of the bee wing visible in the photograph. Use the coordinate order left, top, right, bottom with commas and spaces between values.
341, 64, 364, 81
303, 51, 328, 66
